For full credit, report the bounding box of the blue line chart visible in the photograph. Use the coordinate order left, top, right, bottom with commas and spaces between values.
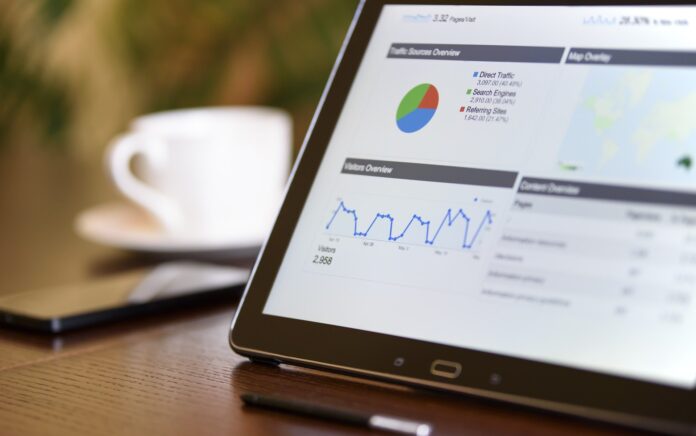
325, 200, 493, 249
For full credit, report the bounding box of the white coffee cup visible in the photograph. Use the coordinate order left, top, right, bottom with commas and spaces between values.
106, 107, 291, 244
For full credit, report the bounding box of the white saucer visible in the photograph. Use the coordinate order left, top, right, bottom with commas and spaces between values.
75, 202, 265, 255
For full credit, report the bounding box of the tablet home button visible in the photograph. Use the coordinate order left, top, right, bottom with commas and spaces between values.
430, 359, 462, 379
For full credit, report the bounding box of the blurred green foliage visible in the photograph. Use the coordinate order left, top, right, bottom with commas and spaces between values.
0, 0, 357, 152
112, 0, 356, 116
0, 0, 74, 150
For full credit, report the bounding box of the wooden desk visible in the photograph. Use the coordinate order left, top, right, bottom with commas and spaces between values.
0, 148, 633, 435
0, 303, 635, 436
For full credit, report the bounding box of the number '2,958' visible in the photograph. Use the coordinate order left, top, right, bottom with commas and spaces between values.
312, 255, 333, 265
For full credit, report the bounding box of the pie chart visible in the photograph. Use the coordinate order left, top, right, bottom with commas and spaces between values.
396, 83, 439, 133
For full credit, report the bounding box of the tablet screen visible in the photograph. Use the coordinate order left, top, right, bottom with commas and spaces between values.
263, 4, 696, 389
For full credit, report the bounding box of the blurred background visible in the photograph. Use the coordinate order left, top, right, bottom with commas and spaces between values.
0, 0, 358, 293
0, 0, 357, 159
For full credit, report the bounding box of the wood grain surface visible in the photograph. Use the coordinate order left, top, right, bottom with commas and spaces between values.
0, 143, 638, 435
0, 303, 636, 436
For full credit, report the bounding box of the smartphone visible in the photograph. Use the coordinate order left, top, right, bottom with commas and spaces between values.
0, 262, 248, 333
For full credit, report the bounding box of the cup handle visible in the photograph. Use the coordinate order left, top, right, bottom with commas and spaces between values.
106, 133, 182, 232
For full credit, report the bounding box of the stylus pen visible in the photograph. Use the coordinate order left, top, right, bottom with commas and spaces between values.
241, 392, 433, 435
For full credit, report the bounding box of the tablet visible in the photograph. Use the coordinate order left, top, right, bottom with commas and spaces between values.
230, 1, 696, 432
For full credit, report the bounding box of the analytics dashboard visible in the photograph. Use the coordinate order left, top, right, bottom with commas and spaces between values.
263, 5, 696, 389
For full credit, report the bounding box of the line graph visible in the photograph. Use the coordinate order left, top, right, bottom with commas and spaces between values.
325, 200, 493, 249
